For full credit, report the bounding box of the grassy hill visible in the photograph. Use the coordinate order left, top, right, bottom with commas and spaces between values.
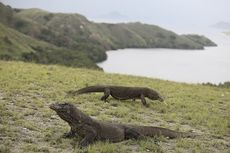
0, 23, 98, 68
182, 34, 217, 47
16, 8, 216, 50
121, 23, 216, 48
0, 3, 107, 64
0, 61, 229, 153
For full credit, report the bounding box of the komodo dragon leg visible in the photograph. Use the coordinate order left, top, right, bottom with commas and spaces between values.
140, 94, 148, 107
63, 127, 77, 138
78, 128, 97, 147
100, 88, 110, 102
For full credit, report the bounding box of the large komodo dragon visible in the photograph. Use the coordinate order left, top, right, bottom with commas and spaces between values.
67, 85, 164, 106
50, 103, 192, 147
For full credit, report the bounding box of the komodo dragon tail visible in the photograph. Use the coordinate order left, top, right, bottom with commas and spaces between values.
67, 86, 106, 96
129, 125, 194, 139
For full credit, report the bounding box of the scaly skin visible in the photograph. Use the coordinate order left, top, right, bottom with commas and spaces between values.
67, 85, 164, 106
50, 103, 192, 148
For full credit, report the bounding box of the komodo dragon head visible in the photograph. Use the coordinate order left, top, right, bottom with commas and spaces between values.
146, 89, 164, 102
49, 103, 93, 125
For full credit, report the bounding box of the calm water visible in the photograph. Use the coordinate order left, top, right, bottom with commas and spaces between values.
98, 30, 230, 84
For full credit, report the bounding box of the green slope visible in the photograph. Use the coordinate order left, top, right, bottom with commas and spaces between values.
121, 23, 205, 49
0, 23, 37, 58
182, 34, 217, 47
0, 61, 229, 153
16, 7, 216, 51
0, 23, 98, 68
0, 3, 107, 64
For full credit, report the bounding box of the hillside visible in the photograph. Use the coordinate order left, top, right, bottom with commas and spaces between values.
0, 23, 98, 68
182, 34, 217, 47
0, 61, 229, 153
121, 23, 217, 48
0, 3, 107, 64
16, 8, 216, 50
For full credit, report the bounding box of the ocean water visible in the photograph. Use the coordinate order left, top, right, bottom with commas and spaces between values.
98, 29, 230, 84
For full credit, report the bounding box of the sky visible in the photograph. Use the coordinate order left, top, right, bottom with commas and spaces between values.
1, 0, 230, 28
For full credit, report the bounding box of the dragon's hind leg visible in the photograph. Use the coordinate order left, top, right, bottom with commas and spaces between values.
100, 88, 110, 101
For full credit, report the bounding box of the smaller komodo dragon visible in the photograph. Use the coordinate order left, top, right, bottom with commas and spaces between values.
50, 103, 193, 148
67, 85, 164, 106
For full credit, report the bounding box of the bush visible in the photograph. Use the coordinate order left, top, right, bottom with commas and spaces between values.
202, 82, 230, 88
21, 46, 99, 69
0, 54, 13, 60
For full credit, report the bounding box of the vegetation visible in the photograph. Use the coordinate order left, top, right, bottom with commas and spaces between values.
182, 34, 217, 47
0, 23, 98, 69
0, 3, 106, 68
16, 9, 215, 50
202, 81, 230, 88
0, 61, 229, 153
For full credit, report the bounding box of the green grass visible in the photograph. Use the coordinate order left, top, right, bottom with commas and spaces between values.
0, 60, 230, 153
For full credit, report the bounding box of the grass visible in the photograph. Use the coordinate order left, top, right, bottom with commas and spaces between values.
0, 60, 230, 153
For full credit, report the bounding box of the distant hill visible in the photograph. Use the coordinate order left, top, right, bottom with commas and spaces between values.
0, 2, 217, 69
212, 21, 230, 29
16, 8, 215, 50
224, 32, 230, 36
182, 34, 217, 47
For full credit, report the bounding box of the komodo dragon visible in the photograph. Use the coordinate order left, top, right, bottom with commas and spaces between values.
67, 85, 164, 106
50, 103, 192, 148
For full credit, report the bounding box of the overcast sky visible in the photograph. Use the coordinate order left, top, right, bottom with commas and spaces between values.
2, 0, 230, 27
